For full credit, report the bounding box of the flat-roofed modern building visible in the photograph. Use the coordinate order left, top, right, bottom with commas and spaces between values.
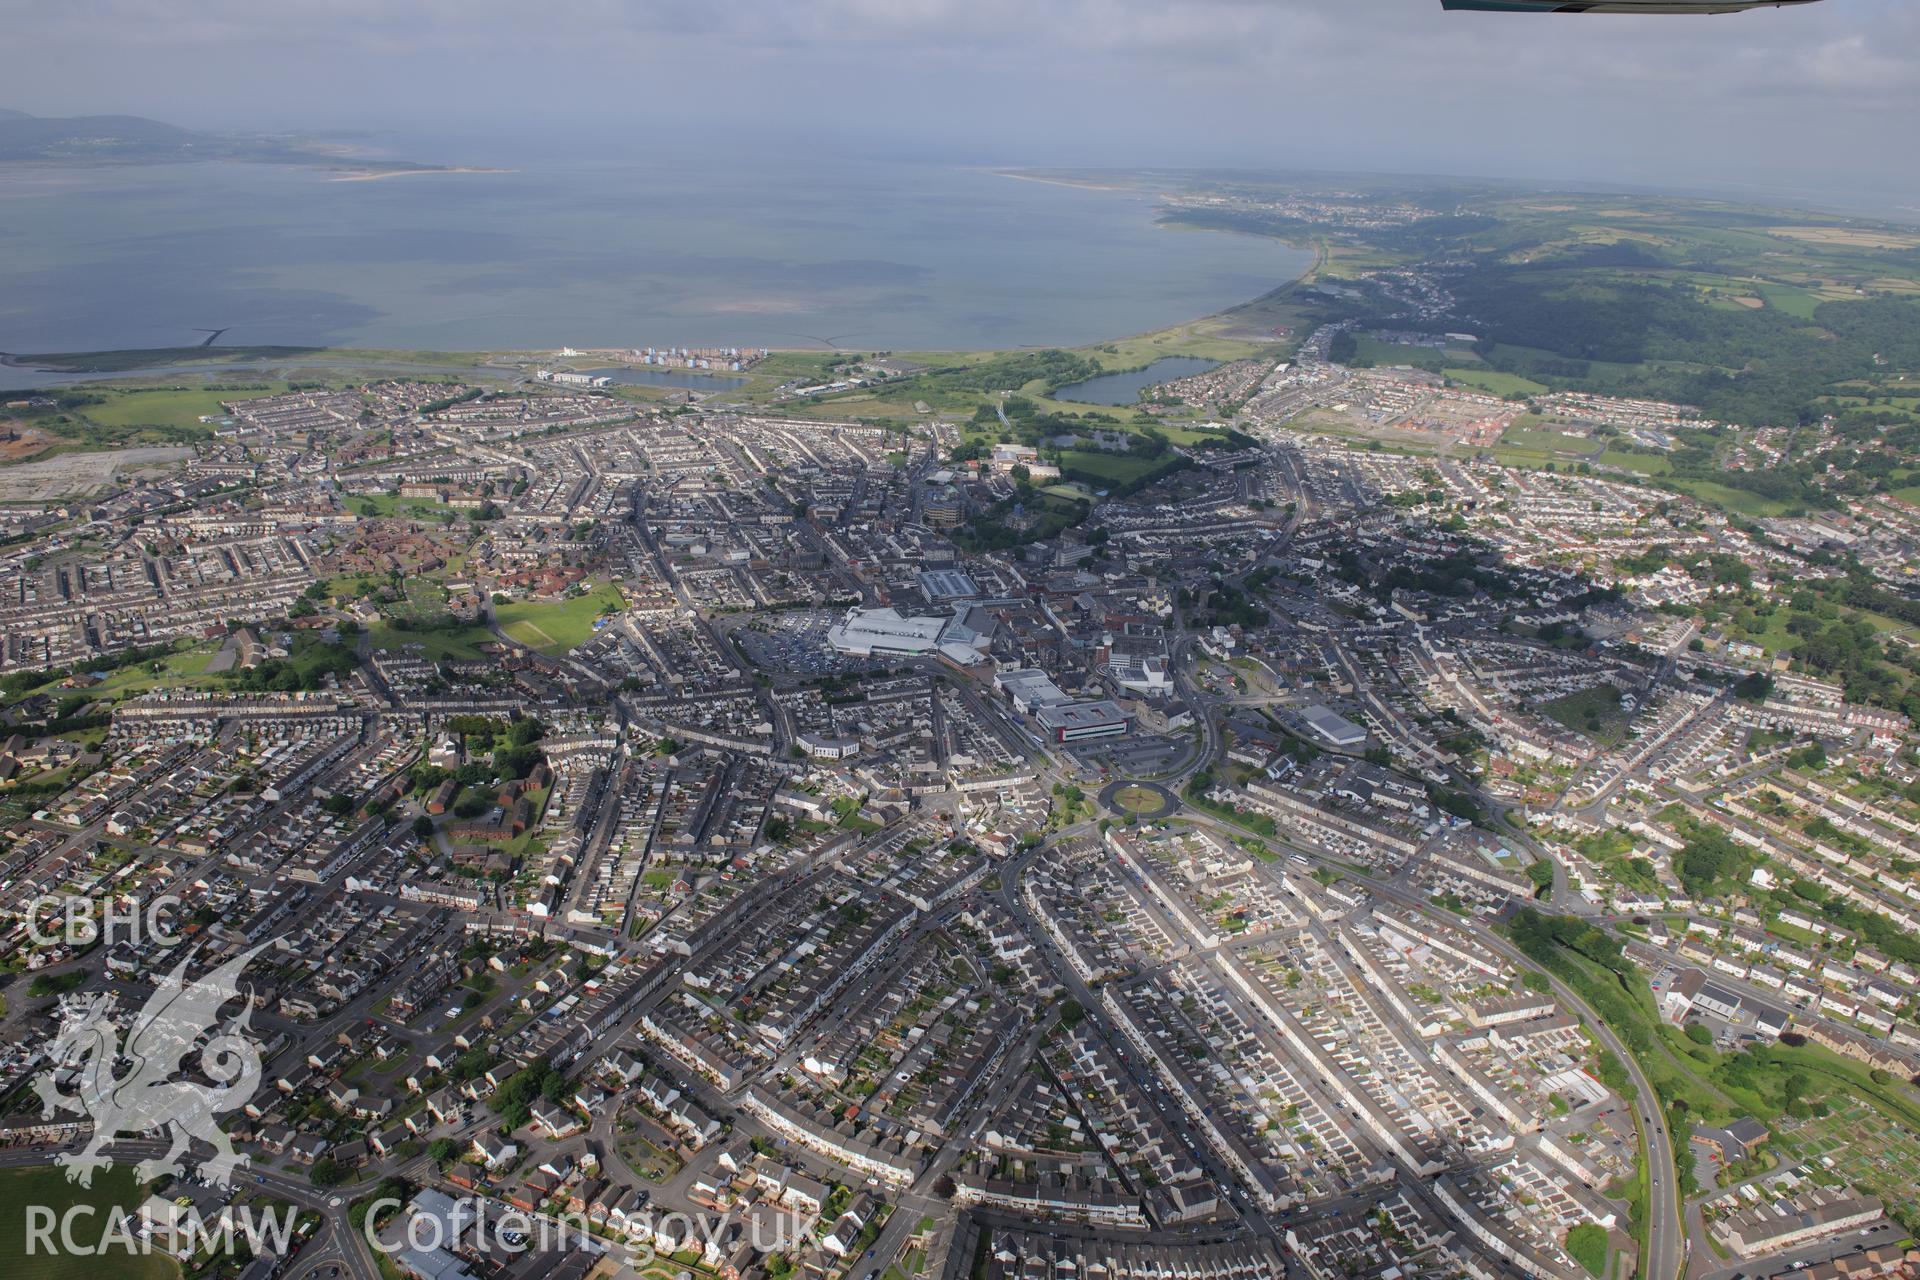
919, 568, 979, 600
1693, 981, 1744, 1021
825, 606, 987, 665
995, 668, 1072, 715
1300, 704, 1367, 748
827, 607, 945, 656
1035, 700, 1132, 743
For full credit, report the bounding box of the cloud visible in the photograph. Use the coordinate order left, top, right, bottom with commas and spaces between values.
1792, 33, 1919, 92
1, 0, 1914, 201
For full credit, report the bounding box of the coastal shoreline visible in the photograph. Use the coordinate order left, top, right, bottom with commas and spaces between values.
325, 166, 517, 182
1, 174, 1326, 386
993, 169, 1137, 193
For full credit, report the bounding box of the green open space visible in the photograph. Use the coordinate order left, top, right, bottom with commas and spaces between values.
1212, 189, 1920, 440
368, 621, 492, 660
1604, 1151, 1651, 1280
1753, 282, 1822, 320
79, 385, 286, 431
494, 583, 626, 655
0, 383, 308, 460
883, 1252, 927, 1280
1497, 427, 1600, 468
1110, 785, 1165, 814
1593, 449, 1673, 477
1183, 770, 1278, 839
5, 640, 220, 706
348, 494, 456, 521
1659, 477, 1799, 518
1077, 323, 1273, 370
0, 1165, 178, 1280
1050, 449, 1168, 488
369, 582, 623, 659
85, 647, 220, 698
1350, 335, 1451, 368
615, 1125, 684, 1183
1510, 910, 1920, 1229
1446, 366, 1547, 397
1503, 426, 1596, 455
1773, 1096, 1920, 1233
1541, 685, 1632, 748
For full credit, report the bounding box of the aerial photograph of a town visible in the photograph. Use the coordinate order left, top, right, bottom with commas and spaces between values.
2, 3, 1919, 1280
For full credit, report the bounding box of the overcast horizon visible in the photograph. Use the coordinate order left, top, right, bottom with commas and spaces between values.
2, 0, 1916, 218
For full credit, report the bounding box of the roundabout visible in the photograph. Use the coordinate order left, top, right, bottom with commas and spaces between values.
1099, 779, 1180, 822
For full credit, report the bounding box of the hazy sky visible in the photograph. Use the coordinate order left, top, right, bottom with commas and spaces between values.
4, 0, 1915, 211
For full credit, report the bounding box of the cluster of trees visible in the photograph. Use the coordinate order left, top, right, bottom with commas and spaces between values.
1508, 909, 1656, 1062
1534, 621, 1592, 650
1702, 570, 1920, 719
348, 1177, 414, 1229
1182, 769, 1280, 838
955, 493, 1089, 554
388, 611, 479, 634
1453, 261, 1920, 427
1787, 741, 1828, 771
1717, 1053, 1823, 1119
916, 350, 1103, 397
1672, 822, 1759, 899
1185, 426, 1259, 452
493, 1058, 571, 1131
1614, 545, 1676, 577
443, 714, 513, 736
1565, 1223, 1609, 1279
408, 718, 546, 801
1763, 878, 1920, 967
230, 637, 360, 693
1526, 861, 1556, 898
1427, 784, 1484, 824
28, 969, 88, 997
1790, 615, 1900, 706
1189, 578, 1269, 630
1379, 550, 1514, 600
418, 387, 483, 415
0, 641, 180, 699
1687, 552, 1753, 590
288, 580, 330, 618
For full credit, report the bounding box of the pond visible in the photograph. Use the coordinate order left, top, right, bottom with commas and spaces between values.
1054, 356, 1218, 406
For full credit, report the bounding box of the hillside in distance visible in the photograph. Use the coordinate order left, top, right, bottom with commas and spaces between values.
0, 107, 456, 173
